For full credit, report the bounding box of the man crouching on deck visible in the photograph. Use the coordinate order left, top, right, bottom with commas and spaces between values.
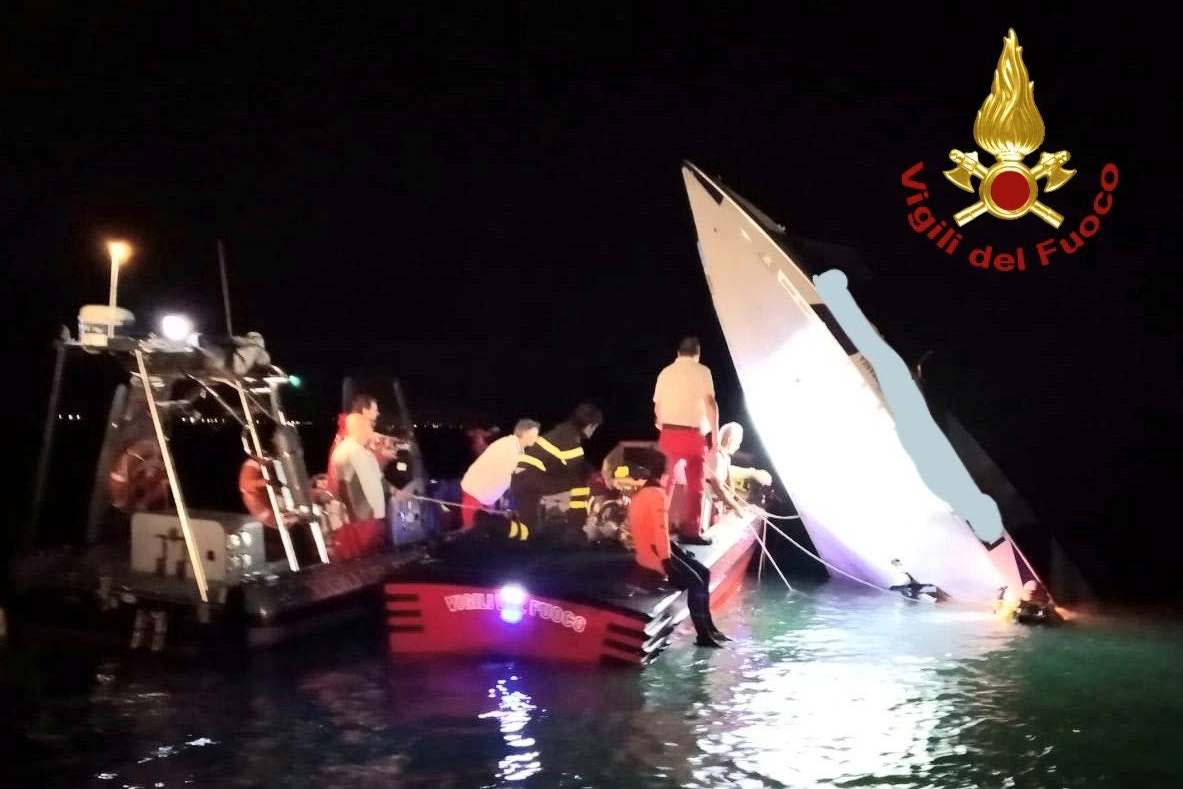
704, 422, 772, 527
459, 419, 540, 531
510, 403, 602, 539
629, 450, 730, 648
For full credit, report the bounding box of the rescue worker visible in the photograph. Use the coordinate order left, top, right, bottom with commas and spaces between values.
329, 413, 389, 559
628, 450, 729, 648
326, 393, 393, 494
459, 419, 540, 530
653, 337, 719, 545
704, 422, 772, 527
1013, 579, 1063, 625
510, 403, 603, 539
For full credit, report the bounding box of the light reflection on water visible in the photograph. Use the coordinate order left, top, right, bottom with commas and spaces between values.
656, 594, 1024, 788
3, 581, 1183, 788
479, 676, 541, 782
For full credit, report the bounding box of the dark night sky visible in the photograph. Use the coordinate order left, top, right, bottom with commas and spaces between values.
4, 5, 1180, 601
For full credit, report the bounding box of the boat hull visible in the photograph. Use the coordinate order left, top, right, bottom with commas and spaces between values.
681, 162, 1021, 602
7, 544, 423, 654
385, 512, 759, 667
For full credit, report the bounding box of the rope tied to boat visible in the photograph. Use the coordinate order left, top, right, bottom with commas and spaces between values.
757, 511, 802, 521
408, 492, 915, 602
745, 520, 794, 592
741, 503, 924, 603
408, 493, 515, 518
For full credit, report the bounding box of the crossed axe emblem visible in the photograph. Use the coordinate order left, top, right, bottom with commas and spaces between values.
944, 148, 1075, 228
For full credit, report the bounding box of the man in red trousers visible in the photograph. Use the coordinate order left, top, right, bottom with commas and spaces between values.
653, 336, 719, 545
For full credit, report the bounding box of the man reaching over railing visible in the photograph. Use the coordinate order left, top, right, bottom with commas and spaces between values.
704, 422, 772, 528
460, 419, 540, 531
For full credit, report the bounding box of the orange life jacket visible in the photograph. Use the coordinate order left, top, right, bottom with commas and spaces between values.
107, 439, 169, 512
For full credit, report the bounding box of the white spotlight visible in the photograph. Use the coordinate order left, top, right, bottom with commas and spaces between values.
161, 313, 194, 343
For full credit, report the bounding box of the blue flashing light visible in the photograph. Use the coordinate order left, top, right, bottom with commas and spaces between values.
499, 583, 527, 624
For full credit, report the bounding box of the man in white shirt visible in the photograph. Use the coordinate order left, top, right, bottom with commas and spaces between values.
330, 413, 388, 558
326, 393, 393, 495
704, 422, 773, 527
460, 418, 540, 530
653, 337, 719, 544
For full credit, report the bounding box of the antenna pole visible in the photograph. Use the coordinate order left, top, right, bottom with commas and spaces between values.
217, 239, 234, 337
27, 337, 68, 547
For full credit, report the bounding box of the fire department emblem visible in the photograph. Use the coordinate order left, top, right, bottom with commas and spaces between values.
944, 29, 1075, 228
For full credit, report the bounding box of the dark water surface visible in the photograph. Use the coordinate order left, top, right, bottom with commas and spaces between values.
3, 582, 1181, 788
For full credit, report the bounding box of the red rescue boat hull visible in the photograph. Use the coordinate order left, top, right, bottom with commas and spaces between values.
385, 514, 759, 667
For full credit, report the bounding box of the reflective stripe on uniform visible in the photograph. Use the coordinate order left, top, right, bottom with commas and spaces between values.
517, 455, 547, 472
536, 437, 584, 464
570, 486, 590, 510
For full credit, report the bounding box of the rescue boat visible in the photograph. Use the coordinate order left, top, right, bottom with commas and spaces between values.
9, 306, 433, 652
384, 441, 766, 667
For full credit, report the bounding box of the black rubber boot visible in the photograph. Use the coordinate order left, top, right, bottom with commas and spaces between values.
690, 606, 723, 648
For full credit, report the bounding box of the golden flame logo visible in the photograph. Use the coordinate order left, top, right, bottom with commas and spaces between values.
944, 29, 1075, 227
974, 30, 1044, 160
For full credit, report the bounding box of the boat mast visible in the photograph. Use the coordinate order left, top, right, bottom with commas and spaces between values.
217, 239, 234, 337
26, 335, 68, 548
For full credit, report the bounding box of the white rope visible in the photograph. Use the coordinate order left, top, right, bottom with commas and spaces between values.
759, 511, 801, 520
409, 494, 514, 518
743, 504, 923, 604
409, 491, 911, 603
746, 521, 794, 592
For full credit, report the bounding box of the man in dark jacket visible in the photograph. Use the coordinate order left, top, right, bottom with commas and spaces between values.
509, 402, 603, 539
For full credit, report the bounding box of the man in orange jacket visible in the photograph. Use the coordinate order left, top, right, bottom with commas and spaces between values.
628, 450, 729, 648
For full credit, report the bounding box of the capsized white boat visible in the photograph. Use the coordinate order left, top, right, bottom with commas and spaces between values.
681, 161, 1039, 603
